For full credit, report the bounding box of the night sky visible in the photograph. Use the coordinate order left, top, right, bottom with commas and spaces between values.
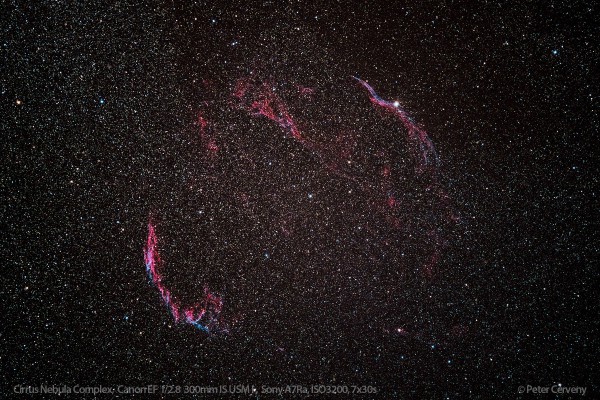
2, 1, 598, 398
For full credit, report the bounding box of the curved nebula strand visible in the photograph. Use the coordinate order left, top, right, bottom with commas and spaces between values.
144, 220, 225, 334
352, 76, 439, 171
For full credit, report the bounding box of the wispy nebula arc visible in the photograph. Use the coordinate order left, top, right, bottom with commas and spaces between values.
352, 76, 439, 171
144, 219, 225, 334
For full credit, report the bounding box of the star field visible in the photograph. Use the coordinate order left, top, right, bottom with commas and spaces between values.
2, 1, 598, 398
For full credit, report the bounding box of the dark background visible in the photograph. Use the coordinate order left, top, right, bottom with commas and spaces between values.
2, 1, 598, 398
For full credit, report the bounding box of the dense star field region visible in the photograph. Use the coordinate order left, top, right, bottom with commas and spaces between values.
2, 1, 598, 398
